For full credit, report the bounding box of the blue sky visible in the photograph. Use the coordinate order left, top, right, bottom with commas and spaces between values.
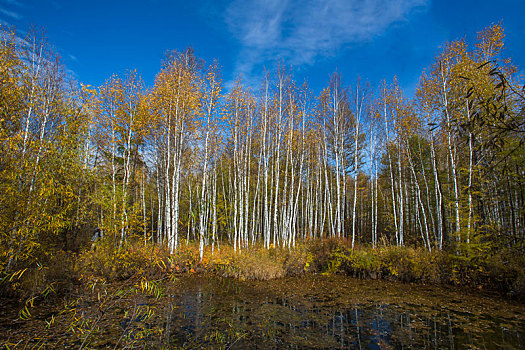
1, 0, 523, 96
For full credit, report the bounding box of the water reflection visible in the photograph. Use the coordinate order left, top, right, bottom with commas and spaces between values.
1, 275, 522, 349
152, 276, 524, 349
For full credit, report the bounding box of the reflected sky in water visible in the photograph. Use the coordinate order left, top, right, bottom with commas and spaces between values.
155, 275, 524, 349
1, 274, 523, 349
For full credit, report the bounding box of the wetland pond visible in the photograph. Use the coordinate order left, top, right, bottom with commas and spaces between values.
1, 275, 524, 349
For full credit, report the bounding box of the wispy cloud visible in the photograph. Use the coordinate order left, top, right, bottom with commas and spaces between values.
225, 0, 428, 83
0, 7, 21, 20
48, 0, 62, 10
1, 0, 24, 7
0, 0, 23, 28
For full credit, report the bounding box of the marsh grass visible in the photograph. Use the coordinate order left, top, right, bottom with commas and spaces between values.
17, 236, 523, 300
307, 238, 525, 298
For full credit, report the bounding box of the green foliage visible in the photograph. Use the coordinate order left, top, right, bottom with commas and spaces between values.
347, 248, 382, 276
307, 238, 344, 273
304, 240, 463, 285
300, 238, 524, 297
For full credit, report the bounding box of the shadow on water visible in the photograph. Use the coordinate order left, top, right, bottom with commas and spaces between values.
1, 275, 524, 349
153, 275, 524, 349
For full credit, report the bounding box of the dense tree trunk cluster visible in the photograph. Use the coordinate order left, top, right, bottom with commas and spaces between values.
1, 24, 524, 272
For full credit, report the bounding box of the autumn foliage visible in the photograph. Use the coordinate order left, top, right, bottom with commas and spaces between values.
1, 23, 524, 301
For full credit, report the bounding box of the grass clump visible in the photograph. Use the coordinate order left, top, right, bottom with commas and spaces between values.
210, 244, 310, 280
216, 246, 285, 280
307, 239, 453, 283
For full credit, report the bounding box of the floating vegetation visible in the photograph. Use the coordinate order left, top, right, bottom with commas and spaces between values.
1, 275, 524, 349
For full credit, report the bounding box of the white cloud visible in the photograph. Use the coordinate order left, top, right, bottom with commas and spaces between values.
1, 0, 24, 7
0, 7, 21, 19
225, 0, 428, 83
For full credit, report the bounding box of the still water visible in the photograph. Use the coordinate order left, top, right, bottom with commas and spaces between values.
159, 276, 525, 349
1, 275, 524, 349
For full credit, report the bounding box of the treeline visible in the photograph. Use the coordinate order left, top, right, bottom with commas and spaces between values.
1, 23, 524, 275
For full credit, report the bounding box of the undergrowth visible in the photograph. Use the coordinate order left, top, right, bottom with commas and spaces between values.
74, 237, 525, 299
308, 238, 525, 298
3, 237, 524, 304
